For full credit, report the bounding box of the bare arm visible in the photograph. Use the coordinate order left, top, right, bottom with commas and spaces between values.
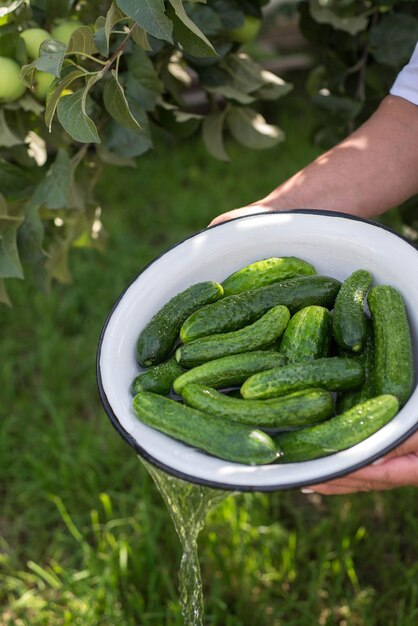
210, 94, 418, 493
210, 95, 418, 225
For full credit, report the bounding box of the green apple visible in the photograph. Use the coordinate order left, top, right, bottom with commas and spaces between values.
0, 57, 26, 103
20, 27, 50, 59
34, 70, 54, 100
51, 18, 82, 44
228, 16, 262, 44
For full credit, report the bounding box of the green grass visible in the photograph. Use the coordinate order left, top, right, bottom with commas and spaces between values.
2, 95, 418, 626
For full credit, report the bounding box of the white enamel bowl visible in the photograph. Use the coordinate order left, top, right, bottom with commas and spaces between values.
97, 211, 418, 491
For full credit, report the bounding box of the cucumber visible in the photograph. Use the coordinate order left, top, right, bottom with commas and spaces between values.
132, 391, 278, 465
182, 384, 334, 429
274, 394, 399, 462
180, 275, 341, 342
279, 305, 331, 363
222, 256, 316, 295
131, 356, 184, 396
173, 350, 286, 395
175, 304, 290, 368
368, 285, 414, 406
136, 281, 223, 367
241, 356, 364, 399
332, 269, 372, 352
336, 318, 375, 412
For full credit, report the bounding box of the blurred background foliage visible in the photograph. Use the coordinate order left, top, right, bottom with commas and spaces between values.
0, 0, 417, 304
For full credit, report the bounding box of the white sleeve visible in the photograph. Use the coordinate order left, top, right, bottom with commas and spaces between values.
390, 43, 418, 105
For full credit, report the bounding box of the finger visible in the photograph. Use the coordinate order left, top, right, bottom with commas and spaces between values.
305, 453, 418, 494
208, 206, 270, 227
379, 430, 418, 460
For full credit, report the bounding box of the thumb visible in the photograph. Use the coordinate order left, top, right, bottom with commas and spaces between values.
380, 429, 418, 460
208, 205, 270, 227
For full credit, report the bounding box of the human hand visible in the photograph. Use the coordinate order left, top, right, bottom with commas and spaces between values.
302, 431, 418, 494
208, 204, 272, 227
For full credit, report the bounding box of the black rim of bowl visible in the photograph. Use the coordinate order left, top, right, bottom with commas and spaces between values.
96, 209, 418, 492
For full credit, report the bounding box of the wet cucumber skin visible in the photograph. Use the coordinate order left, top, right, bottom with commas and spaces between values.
173, 350, 286, 395
136, 281, 223, 367
131, 357, 184, 396
132, 392, 278, 465
279, 305, 331, 363
274, 394, 399, 462
241, 357, 364, 399
180, 275, 341, 343
222, 256, 316, 296
368, 285, 414, 406
332, 269, 372, 352
337, 318, 375, 412
176, 304, 290, 368
182, 384, 334, 428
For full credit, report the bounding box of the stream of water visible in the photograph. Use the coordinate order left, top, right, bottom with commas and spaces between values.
140, 457, 233, 626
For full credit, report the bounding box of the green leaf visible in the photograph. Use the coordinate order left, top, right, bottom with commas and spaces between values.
17, 198, 48, 294
93, 16, 108, 56
127, 47, 164, 111
209, 0, 243, 29
44, 0, 70, 24
0, 159, 33, 199
369, 14, 418, 68
0, 278, 11, 306
115, 0, 173, 42
96, 143, 136, 167
312, 94, 363, 120
20, 63, 36, 88
227, 106, 284, 150
130, 21, 152, 51
254, 73, 293, 101
208, 84, 254, 104
33, 149, 75, 209
0, 0, 23, 18
0, 109, 23, 148
202, 110, 229, 161
0, 217, 24, 278
18, 93, 44, 115
66, 25, 97, 56
33, 39, 67, 77
309, 0, 369, 36
45, 68, 86, 131
186, 3, 223, 38
57, 87, 101, 144
0, 31, 26, 64
105, 106, 152, 157
103, 71, 142, 130
221, 53, 268, 94
46, 238, 72, 284
0, 196, 24, 279
105, 1, 126, 52
167, 0, 217, 58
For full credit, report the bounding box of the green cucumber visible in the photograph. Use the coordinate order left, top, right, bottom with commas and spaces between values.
173, 350, 286, 395
368, 285, 414, 406
222, 256, 316, 295
132, 392, 278, 465
275, 394, 399, 462
175, 304, 290, 368
180, 275, 341, 342
332, 269, 372, 352
279, 305, 331, 363
182, 384, 334, 429
136, 281, 223, 367
241, 356, 364, 399
131, 356, 184, 396
336, 318, 375, 412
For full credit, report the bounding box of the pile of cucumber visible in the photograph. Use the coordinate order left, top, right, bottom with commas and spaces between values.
131, 257, 414, 465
